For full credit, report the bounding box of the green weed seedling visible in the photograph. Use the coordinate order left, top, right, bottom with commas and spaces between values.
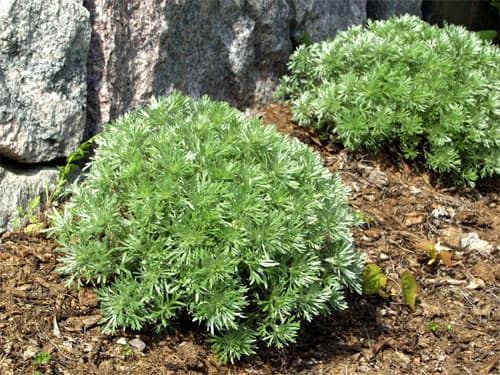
50, 136, 95, 202
121, 344, 133, 357
428, 321, 440, 333
12, 137, 95, 234
32, 351, 50, 374
14, 196, 43, 234
427, 321, 453, 337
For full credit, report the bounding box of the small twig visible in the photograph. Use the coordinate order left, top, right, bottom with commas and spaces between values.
0, 353, 8, 366
372, 338, 395, 356
36, 323, 79, 362
461, 291, 475, 307
480, 354, 500, 375
388, 239, 417, 254
463, 365, 473, 375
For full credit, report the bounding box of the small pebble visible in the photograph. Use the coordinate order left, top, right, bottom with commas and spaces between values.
129, 338, 146, 352
460, 232, 492, 255
361, 235, 372, 242
466, 278, 485, 290
379, 252, 389, 260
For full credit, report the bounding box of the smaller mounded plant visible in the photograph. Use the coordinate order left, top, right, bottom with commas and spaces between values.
48, 91, 363, 363
277, 15, 500, 186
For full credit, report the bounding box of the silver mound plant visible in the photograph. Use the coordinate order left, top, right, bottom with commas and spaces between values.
277, 15, 500, 186
48, 91, 363, 363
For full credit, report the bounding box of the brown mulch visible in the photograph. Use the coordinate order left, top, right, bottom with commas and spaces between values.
1, 103, 499, 374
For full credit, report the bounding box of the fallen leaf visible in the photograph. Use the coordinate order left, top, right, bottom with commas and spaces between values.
404, 215, 425, 227
22, 345, 39, 360
422, 172, 431, 185
372, 338, 395, 355
401, 271, 417, 312
416, 240, 439, 265
431, 205, 449, 218
366, 168, 389, 187
64, 314, 102, 332
310, 135, 322, 146
402, 162, 412, 175
409, 186, 421, 194
446, 279, 467, 286
34, 276, 52, 290
379, 252, 389, 260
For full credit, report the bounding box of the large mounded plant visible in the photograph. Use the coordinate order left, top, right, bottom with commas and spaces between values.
277, 15, 500, 186
48, 91, 363, 363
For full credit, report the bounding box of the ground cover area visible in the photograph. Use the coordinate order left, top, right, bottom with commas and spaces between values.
0, 104, 498, 374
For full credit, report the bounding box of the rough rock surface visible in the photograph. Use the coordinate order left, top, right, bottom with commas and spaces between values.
0, 165, 58, 232
0, 0, 90, 232
292, 0, 367, 43
85, 0, 367, 126
367, 0, 422, 20
0, 0, 90, 163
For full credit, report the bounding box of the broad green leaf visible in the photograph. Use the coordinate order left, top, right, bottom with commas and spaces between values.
362, 264, 388, 298
401, 271, 417, 312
